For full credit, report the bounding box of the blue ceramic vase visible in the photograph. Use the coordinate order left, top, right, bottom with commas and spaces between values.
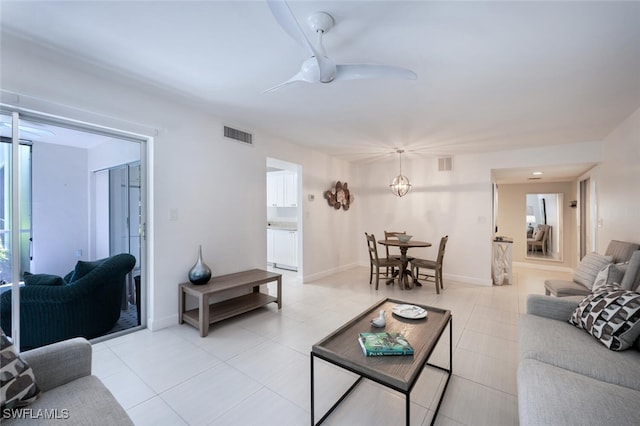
188, 245, 212, 285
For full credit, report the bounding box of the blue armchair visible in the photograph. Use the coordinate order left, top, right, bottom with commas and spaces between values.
0, 253, 136, 350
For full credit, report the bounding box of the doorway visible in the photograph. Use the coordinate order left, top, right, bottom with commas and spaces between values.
266, 158, 302, 278
579, 177, 592, 260
0, 109, 148, 349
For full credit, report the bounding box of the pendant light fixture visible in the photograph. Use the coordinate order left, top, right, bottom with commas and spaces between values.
389, 149, 411, 197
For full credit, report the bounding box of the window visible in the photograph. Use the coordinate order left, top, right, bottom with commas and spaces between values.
0, 136, 31, 284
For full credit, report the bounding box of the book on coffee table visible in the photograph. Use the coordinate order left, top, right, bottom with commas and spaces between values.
358, 332, 414, 356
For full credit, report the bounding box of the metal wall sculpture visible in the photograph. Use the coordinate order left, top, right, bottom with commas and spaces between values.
324, 181, 353, 211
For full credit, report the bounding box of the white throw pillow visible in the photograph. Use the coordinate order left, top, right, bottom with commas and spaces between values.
593, 263, 624, 292
573, 252, 613, 290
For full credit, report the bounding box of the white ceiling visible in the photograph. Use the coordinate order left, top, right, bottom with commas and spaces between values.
2, 1, 639, 179
492, 163, 597, 184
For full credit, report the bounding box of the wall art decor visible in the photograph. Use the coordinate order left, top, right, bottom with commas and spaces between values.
324, 181, 353, 211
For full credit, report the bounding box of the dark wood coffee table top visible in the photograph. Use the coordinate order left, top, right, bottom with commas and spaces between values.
312, 298, 451, 392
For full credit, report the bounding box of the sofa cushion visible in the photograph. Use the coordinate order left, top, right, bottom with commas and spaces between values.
605, 240, 640, 264
569, 285, 640, 351
2, 375, 133, 426
544, 279, 591, 297
517, 359, 640, 426
573, 252, 613, 289
519, 314, 640, 390
23, 274, 65, 287
68, 259, 104, 283
0, 329, 40, 410
620, 251, 640, 291
592, 264, 624, 291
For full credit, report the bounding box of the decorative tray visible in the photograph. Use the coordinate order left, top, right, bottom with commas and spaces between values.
392, 304, 428, 319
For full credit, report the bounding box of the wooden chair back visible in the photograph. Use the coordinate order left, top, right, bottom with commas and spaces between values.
436, 235, 449, 266
384, 230, 406, 258
365, 233, 380, 263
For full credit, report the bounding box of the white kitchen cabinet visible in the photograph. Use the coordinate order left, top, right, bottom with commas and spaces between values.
283, 173, 297, 207
266, 228, 274, 265
267, 173, 282, 207
267, 171, 297, 207
272, 229, 297, 270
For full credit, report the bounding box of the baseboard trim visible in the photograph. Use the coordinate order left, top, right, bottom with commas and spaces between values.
311, 262, 493, 287
514, 261, 573, 273
148, 313, 179, 331
303, 263, 360, 282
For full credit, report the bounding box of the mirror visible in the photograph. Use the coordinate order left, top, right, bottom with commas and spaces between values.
526, 193, 563, 261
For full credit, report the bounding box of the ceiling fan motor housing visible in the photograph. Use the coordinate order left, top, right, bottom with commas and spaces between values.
308, 11, 334, 33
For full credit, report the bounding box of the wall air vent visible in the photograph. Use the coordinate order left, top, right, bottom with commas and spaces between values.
438, 156, 453, 172
224, 126, 253, 145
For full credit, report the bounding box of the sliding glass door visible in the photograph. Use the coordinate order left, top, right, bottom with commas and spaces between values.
0, 108, 147, 350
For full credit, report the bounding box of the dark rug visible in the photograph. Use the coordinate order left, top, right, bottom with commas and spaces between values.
107, 303, 139, 334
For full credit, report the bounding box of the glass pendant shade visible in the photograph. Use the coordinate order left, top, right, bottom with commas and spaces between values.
390, 175, 411, 197
389, 149, 411, 197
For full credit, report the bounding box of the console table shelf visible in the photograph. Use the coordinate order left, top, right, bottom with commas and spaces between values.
179, 269, 282, 337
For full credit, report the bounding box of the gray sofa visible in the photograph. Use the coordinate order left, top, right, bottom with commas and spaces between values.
4, 338, 132, 426
518, 295, 640, 426
545, 240, 640, 297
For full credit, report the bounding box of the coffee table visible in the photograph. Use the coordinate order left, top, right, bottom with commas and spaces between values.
310, 298, 452, 425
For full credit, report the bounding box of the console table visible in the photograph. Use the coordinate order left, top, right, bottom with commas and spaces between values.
178, 269, 282, 337
492, 238, 513, 286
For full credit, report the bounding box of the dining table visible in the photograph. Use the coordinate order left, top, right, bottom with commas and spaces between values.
378, 239, 432, 289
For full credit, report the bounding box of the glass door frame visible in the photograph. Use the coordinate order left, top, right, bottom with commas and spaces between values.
1, 106, 151, 350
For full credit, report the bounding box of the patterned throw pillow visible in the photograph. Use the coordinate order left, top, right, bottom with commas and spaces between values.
573, 252, 613, 289
0, 329, 41, 410
569, 285, 640, 351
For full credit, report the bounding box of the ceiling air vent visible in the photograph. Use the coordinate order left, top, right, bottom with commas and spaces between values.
224, 126, 253, 145
438, 156, 452, 172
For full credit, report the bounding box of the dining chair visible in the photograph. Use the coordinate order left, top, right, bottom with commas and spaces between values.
410, 235, 448, 294
365, 233, 403, 290
384, 231, 416, 261
384, 230, 403, 276
527, 224, 550, 255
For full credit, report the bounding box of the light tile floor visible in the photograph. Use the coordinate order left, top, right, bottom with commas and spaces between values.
92, 265, 571, 425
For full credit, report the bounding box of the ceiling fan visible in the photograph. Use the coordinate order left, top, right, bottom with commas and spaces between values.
265, 0, 417, 92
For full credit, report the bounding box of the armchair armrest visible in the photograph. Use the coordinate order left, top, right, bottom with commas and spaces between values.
20, 337, 92, 392
526, 294, 583, 321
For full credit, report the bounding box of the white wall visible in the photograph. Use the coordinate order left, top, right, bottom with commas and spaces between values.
596, 107, 640, 249
88, 138, 140, 172
31, 142, 88, 276
354, 142, 602, 285
355, 154, 495, 285
0, 33, 357, 330
4, 31, 635, 330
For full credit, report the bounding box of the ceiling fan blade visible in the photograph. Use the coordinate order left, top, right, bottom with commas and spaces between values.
335, 64, 417, 81
267, 0, 316, 58
264, 72, 308, 93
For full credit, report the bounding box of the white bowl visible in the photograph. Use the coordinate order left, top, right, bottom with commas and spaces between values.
397, 235, 412, 243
